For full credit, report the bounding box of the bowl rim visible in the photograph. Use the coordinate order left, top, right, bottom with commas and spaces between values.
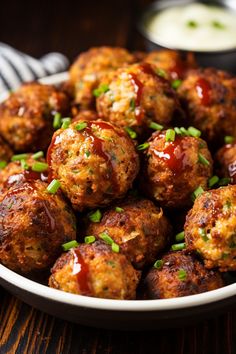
138, 0, 236, 54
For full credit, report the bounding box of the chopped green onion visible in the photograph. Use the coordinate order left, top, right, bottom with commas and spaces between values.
61, 117, 71, 129
115, 207, 124, 213
218, 177, 230, 186
88, 209, 102, 223
198, 153, 210, 166
171, 79, 182, 90
75, 121, 87, 131
84, 235, 96, 244
47, 179, 61, 194
187, 20, 198, 28
156, 68, 167, 78
149, 122, 164, 131
188, 126, 201, 138
93, 84, 109, 97
178, 269, 187, 281
199, 228, 209, 242
130, 98, 135, 111
62, 240, 79, 251
125, 126, 137, 139
191, 186, 204, 201
11, 153, 28, 162
0, 161, 7, 169
171, 242, 186, 251
32, 151, 44, 160
180, 127, 190, 136
137, 142, 149, 151
224, 136, 235, 144
212, 20, 225, 29
99, 232, 114, 245
32, 162, 48, 172
53, 112, 62, 129
208, 175, 219, 188
166, 129, 175, 142
175, 231, 185, 242
174, 127, 182, 135
153, 259, 163, 270
112, 242, 120, 253
85, 151, 90, 158
21, 159, 29, 170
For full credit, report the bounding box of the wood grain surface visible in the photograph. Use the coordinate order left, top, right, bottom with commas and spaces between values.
0, 0, 236, 352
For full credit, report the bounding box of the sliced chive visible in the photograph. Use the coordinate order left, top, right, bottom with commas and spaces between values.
130, 98, 135, 111
199, 228, 209, 242
166, 129, 175, 142
156, 68, 167, 78
180, 127, 190, 136
149, 122, 164, 131
208, 175, 219, 188
32, 161, 48, 172
99, 232, 114, 245
223, 200, 231, 212
212, 20, 225, 29
171, 79, 182, 90
178, 269, 187, 281
21, 159, 29, 170
62, 240, 79, 251
174, 127, 182, 135
75, 121, 87, 131
32, 151, 44, 160
84, 235, 96, 244
187, 20, 198, 28
224, 135, 235, 144
153, 259, 163, 270
125, 126, 137, 139
191, 186, 204, 201
115, 207, 124, 213
93, 84, 109, 97
47, 179, 61, 194
53, 112, 62, 129
188, 126, 201, 138
88, 209, 102, 223
198, 153, 210, 166
175, 231, 185, 242
112, 242, 120, 253
218, 177, 230, 186
85, 151, 90, 158
137, 142, 149, 151
11, 153, 28, 162
171, 242, 186, 251
61, 117, 71, 129
0, 161, 7, 169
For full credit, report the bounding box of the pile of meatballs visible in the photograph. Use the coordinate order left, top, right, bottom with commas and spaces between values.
0, 46, 236, 301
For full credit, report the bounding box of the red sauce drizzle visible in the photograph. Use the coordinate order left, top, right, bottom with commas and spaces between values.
170, 61, 185, 80
195, 78, 211, 105
129, 72, 144, 124
71, 248, 91, 294
47, 134, 58, 182
153, 136, 189, 175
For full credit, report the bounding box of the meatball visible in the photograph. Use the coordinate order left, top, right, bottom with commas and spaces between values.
215, 143, 236, 184
178, 68, 236, 145
49, 240, 140, 299
142, 251, 224, 299
185, 185, 236, 271
0, 135, 13, 162
86, 198, 172, 269
72, 109, 98, 123
69, 46, 136, 108
0, 179, 76, 274
139, 130, 213, 208
96, 62, 181, 136
144, 50, 196, 80
0, 82, 70, 152
47, 120, 139, 211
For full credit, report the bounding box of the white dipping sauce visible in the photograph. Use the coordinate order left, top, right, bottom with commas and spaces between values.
147, 3, 236, 51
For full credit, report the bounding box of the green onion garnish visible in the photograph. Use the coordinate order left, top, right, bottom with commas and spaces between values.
208, 175, 219, 188
149, 122, 164, 131
0, 161, 7, 169
130, 98, 135, 111
88, 209, 102, 223
61, 117, 71, 129
218, 177, 230, 186
32, 162, 48, 172
85, 151, 90, 158
171, 242, 186, 251
191, 186, 204, 201
125, 127, 137, 139
224, 136, 234, 144
11, 153, 28, 162
212, 20, 225, 29
115, 207, 124, 213
174, 127, 182, 135
166, 129, 175, 142
75, 121, 87, 131
112, 242, 120, 253
178, 269, 187, 281
53, 112, 62, 129
62, 240, 79, 251
32, 151, 44, 160
175, 231, 185, 242
137, 142, 149, 151
187, 20, 198, 28
156, 68, 167, 78
198, 153, 210, 166
21, 159, 29, 170
93, 84, 109, 97
84, 235, 96, 244
180, 127, 190, 136
188, 126, 201, 138
171, 79, 182, 90
47, 179, 61, 194
199, 228, 209, 242
153, 259, 163, 270
99, 232, 114, 245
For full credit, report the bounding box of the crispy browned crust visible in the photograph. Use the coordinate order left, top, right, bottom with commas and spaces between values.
215, 143, 236, 183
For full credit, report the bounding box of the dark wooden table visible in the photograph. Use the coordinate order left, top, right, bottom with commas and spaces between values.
0, 0, 236, 352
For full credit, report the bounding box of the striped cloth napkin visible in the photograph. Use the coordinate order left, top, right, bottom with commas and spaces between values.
0, 42, 69, 94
